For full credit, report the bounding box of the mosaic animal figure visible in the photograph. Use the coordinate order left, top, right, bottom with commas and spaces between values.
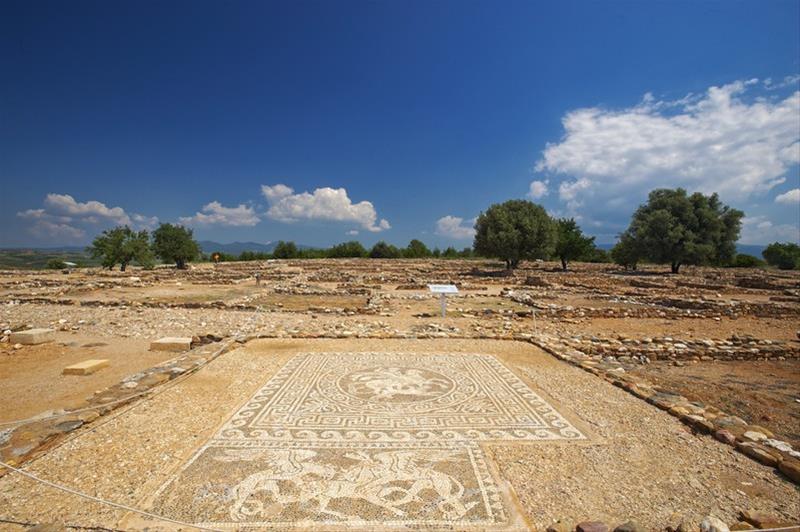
347, 367, 451, 399
220, 448, 477, 522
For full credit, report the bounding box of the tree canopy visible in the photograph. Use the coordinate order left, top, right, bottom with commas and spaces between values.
554, 218, 596, 271
473, 199, 555, 269
327, 241, 368, 258
88, 226, 154, 271
151, 223, 199, 269
610, 231, 644, 270
369, 241, 402, 259
762, 242, 800, 270
403, 239, 431, 258
272, 241, 300, 259
622, 188, 743, 273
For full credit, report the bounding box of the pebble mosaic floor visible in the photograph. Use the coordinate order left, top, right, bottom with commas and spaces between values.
151, 352, 585, 529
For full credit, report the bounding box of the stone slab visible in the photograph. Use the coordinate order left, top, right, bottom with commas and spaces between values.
149, 337, 192, 352
9, 328, 55, 345
62, 359, 110, 376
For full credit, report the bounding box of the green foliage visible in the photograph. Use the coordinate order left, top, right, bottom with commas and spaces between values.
327, 241, 368, 258
369, 241, 402, 258
403, 239, 431, 258
611, 231, 644, 270
762, 242, 800, 270
152, 224, 200, 269
473, 199, 555, 269
729, 254, 764, 268
442, 246, 459, 258
46, 258, 67, 270
272, 241, 300, 259
554, 218, 596, 270
587, 248, 611, 263
88, 226, 154, 271
623, 188, 743, 273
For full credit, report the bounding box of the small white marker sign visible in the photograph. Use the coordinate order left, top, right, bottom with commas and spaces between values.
427, 284, 459, 294
428, 284, 458, 317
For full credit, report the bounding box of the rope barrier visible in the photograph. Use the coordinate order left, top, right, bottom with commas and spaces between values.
0, 460, 219, 531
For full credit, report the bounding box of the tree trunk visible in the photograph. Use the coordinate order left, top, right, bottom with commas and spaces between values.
120, 262, 127, 272
561, 258, 568, 271
505, 259, 511, 270
176, 258, 186, 270
671, 262, 681, 274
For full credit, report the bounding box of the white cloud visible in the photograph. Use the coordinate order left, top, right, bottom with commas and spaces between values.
261, 184, 294, 202
43, 193, 132, 225
261, 184, 390, 232
28, 220, 86, 241
180, 201, 260, 227
740, 216, 800, 244
17, 193, 157, 242
528, 180, 549, 199
346, 230, 359, 236
536, 80, 800, 206
775, 188, 800, 204
131, 213, 160, 230
435, 215, 476, 240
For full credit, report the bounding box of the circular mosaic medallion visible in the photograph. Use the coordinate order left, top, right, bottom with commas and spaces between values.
317, 362, 479, 414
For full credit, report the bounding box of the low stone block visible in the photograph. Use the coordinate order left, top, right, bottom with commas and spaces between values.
9, 328, 55, 345
62, 359, 109, 376
149, 337, 192, 352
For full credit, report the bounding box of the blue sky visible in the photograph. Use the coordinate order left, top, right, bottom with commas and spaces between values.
2, 0, 799, 248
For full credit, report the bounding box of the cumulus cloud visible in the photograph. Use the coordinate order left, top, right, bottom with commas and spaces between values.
536, 79, 800, 207
435, 215, 476, 240
28, 220, 86, 240
17, 193, 157, 242
775, 188, 800, 204
528, 180, 549, 199
180, 201, 260, 227
261, 184, 390, 232
740, 215, 800, 244
43, 193, 132, 225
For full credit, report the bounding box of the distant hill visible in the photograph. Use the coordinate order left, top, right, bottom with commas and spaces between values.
197, 241, 315, 255
0, 247, 99, 269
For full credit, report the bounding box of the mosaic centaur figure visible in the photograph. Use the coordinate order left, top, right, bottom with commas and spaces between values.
215, 448, 477, 521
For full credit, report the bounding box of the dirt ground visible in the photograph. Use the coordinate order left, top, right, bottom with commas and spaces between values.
0, 332, 180, 422
631, 359, 800, 449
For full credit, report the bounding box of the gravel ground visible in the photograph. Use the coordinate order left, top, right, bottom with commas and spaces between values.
0, 339, 797, 530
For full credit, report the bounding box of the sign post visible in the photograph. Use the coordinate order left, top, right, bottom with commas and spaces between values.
427, 284, 459, 318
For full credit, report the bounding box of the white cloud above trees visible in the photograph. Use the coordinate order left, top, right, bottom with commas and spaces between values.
435, 215, 476, 239
261, 184, 390, 232
775, 188, 800, 204
527, 180, 549, 199
179, 201, 260, 227
740, 215, 800, 244
536, 79, 800, 210
17, 193, 157, 242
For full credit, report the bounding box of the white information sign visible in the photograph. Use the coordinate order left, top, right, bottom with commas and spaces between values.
427, 284, 459, 294
428, 284, 458, 317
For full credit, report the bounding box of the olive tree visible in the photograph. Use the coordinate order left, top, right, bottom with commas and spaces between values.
554, 218, 596, 271
623, 189, 743, 273
473, 199, 555, 270
151, 223, 200, 269
88, 226, 154, 271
